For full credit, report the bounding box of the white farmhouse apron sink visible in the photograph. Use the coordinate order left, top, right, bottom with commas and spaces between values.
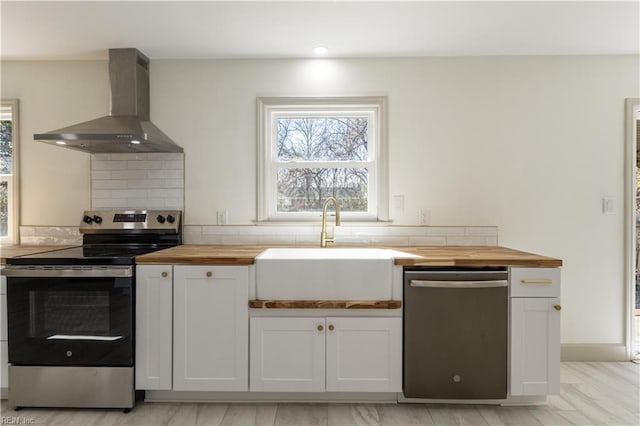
255, 248, 400, 300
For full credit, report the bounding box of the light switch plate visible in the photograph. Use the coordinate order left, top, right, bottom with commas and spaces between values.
393, 195, 404, 212
217, 210, 228, 225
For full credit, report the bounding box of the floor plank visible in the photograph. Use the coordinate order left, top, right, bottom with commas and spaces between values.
327, 404, 380, 426
0, 362, 637, 426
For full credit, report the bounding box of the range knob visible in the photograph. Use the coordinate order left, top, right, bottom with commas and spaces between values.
166, 214, 175, 224
93, 215, 103, 224
83, 215, 93, 224
156, 214, 166, 224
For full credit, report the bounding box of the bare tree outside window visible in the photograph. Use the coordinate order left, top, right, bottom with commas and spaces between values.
276, 117, 369, 213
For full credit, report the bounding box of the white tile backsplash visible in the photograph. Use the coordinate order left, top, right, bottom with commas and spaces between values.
126, 160, 163, 170
91, 170, 112, 180
92, 180, 127, 190
184, 225, 498, 246
19, 227, 82, 245
91, 153, 184, 210
114, 170, 148, 180
18, 224, 498, 248
92, 160, 127, 170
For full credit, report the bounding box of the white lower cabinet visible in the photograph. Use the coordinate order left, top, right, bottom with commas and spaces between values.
509, 266, 561, 396
250, 317, 325, 392
325, 317, 402, 392
173, 265, 249, 391
136, 264, 249, 392
250, 316, 401, 393
135, 265, 173, 390
510, 297, 561, 395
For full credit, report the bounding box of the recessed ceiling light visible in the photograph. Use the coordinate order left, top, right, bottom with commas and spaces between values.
131, 140, 141, 145
55, 140, 66, 145
313, 45, 328, 55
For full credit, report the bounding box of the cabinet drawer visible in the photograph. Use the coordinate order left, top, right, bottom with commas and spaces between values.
510, 268, 560, 297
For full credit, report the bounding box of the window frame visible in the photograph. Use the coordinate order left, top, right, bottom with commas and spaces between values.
257, 96, 388, 222
1, 99, 20, 244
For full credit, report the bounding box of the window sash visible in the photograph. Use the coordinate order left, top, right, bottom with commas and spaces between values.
258, 97, 386, 222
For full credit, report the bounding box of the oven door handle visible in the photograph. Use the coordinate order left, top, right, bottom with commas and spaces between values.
1, 265, 133, 278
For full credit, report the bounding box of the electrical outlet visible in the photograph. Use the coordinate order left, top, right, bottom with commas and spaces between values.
393, 195, 405, 212
419, 209, 430, 225
216, 211, 228, 225
602, 197, 614, 214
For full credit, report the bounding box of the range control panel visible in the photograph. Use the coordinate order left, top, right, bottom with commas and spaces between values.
79, 210, 182, 234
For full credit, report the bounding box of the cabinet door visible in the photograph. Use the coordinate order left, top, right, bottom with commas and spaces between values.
325, 317, 402, 392
250, 317, 325, 392
510, 297, 560, 395
173, 266, 248, 391
135, 265, 173, 390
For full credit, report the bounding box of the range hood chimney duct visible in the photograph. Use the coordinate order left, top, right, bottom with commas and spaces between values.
34, 48, 183, 154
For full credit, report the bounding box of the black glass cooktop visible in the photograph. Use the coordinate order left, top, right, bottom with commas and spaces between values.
6, 245, 168, 266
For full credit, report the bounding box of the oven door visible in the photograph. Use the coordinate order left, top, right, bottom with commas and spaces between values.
4, 266, 133, 366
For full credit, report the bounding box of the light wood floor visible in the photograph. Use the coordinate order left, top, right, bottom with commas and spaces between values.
1, 362, 638, 425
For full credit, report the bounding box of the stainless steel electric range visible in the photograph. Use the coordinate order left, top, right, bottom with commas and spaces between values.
2, 210, 182, 411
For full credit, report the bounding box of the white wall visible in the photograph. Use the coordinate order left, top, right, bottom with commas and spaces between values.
2, 56, 637, 347
2, 61, 107, 225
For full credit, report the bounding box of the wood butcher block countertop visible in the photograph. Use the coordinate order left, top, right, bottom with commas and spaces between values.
1, 245, 74, 264
136, 244, 562, 267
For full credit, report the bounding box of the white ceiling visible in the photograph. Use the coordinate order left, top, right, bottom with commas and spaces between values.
1, 1, 638, 60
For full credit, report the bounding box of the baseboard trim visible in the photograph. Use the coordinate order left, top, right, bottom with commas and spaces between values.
144, 390, 399, 404
561, 344, 627, 361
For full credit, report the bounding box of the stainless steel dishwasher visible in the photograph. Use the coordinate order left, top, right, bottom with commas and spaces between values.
403, 267, 508, 399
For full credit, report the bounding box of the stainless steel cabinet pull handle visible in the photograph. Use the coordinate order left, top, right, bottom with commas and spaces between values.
521, 279, 553, 284
161, 271, 168, 278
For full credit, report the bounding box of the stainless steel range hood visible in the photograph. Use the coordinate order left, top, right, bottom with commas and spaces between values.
35, 48, 183, 154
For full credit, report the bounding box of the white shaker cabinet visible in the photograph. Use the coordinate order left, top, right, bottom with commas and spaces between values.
509, 267, 561, 396
325, 317, 402, 392
250, 316, 401, 393
250, 317, 325, 392
135, 265, 173, 390
173, 265, 249, 391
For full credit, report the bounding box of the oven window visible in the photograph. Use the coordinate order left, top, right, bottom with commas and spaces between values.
30, 290, 111, 338
8, 276, 134, 366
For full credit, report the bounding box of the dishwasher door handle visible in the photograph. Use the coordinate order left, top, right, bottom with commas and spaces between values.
410, 279, 508, 288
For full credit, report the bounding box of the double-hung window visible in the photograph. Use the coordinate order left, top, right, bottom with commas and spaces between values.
1, 99, 19, 243
257, 97, 387, 221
